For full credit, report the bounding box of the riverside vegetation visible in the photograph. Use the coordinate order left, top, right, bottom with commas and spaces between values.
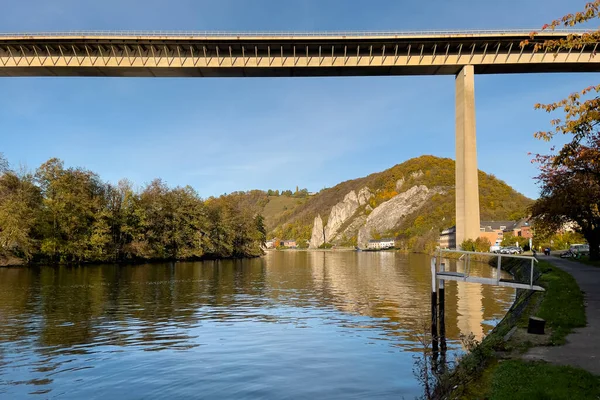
0, 154, 534, 266
0, 157, 266, 266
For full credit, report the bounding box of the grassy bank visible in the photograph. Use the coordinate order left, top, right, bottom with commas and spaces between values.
487, 360, 600, 399
535, 260, 586, 344
445, 259, 592, 399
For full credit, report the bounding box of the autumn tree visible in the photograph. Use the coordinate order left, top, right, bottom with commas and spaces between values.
0, 155, 271, 265
0, 171, 42, 261
531, 156, 600, 260
528, 1, 600, 260
0, 153, 8, 174
35, 159, 109, 263
500, 232, 530, 249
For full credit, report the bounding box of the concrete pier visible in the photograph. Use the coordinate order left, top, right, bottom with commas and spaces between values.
455, 65, 481, 246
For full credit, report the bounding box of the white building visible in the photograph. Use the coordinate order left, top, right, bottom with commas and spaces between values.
367, 238, 395, 250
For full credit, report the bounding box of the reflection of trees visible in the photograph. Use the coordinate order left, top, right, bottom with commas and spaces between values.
0, 267, 38, 343
0, 252, 514, 356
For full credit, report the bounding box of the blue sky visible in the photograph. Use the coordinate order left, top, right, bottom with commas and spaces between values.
0, 0, 598, 199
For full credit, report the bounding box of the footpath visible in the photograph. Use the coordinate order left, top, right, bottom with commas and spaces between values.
523, 255, 600, 375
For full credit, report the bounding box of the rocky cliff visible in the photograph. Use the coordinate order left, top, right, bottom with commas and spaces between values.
308, 184, 436, 249
271, 155, 533, 252
356, 185, 434, 248
309, 214, 325, 249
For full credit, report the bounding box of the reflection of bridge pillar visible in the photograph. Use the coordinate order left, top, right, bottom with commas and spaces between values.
455, 65, 480, 247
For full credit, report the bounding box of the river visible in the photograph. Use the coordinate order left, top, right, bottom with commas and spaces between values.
0, 251, 514, 399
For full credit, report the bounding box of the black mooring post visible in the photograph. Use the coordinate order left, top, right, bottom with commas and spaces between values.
439, 262, 446, 353
431, 257, 439, 354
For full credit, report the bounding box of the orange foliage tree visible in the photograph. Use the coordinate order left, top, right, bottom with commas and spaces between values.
527, 1, 600, 260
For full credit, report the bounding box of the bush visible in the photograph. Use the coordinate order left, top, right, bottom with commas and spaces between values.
296, 239, 309, 249
460, 237, 491, 252
461, 239, 476, 251
318, 242, 333, 249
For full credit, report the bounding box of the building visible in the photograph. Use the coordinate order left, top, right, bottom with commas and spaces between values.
438, 219, 534, 249
367, 238, 395, 250
280, 240, 297, 248
479, 221, 514, 246
480, 219, 533, 244
439, 226, 456, 249
264, 240, 276, 249
512, 219, 533, 239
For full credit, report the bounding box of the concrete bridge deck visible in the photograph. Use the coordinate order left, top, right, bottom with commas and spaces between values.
0, 30, 597, 77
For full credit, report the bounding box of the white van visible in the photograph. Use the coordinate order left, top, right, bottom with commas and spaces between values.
570, 244, 590, 255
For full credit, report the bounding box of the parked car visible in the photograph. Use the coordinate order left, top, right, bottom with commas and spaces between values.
570, 244, 590, 255
490, 245, 502, 253
500, 246, 523, 255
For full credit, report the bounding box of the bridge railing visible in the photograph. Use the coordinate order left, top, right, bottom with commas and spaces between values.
433, 249, 543, 291
0, 29, 589, 38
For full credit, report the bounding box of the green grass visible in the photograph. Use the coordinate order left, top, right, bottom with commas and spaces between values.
456, 259, 589, 399
488, 360, 600, 400
535, 260, 587, 345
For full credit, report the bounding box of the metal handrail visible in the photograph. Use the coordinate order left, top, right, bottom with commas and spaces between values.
439, 248, 538, 262
436, 248, 541, 291
0, 29, 590, 38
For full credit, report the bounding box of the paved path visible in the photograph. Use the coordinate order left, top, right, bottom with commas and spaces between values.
523, 255, 600, 375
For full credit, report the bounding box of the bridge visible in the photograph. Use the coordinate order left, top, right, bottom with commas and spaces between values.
1, 30, 597, 245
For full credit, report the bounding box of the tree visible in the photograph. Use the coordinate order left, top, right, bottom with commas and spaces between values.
500, 232, 530, 249
527, 2, 600, 260
460, 237, 491, 252
35, 159, 108, 263
0, 153, 8, 174
530, 159, 600, 260
0, 171, 42, 260
0, 156, 273, 265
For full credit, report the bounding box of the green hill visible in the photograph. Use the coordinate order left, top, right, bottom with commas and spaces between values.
269, 155, 533, 251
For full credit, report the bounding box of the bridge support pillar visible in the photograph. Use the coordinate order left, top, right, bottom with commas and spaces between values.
455, 65, 480, 248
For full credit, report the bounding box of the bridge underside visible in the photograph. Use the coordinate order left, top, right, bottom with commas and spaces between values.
2, 63, 599, 77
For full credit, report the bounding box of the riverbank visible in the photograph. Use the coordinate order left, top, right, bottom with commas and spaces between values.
444, 256, 600, 398
0, 253, 264, 268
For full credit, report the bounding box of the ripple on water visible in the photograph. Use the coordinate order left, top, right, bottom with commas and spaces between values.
0, 252, 514, 398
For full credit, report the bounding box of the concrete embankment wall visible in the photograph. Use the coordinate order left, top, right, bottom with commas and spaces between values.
487, 257, 542, 332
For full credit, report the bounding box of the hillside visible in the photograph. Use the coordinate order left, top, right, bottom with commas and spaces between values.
220, 190, 308, 232
269, 155, 533, 251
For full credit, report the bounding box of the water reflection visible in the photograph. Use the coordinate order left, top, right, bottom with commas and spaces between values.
0, 252, 513, 398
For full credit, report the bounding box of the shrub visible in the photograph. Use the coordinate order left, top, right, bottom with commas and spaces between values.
461, 237, 491, 252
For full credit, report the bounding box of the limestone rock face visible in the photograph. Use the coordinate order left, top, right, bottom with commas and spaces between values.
410, 170, 424, 180
357, 225, 371, 249
337, 215, 367, 243
357, 185, 432, 248
324, 190, 360, 242
357, 187, 372, 206
395, 178, 405, 192
309, 215, 325, 249
310, 187, 375, 247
